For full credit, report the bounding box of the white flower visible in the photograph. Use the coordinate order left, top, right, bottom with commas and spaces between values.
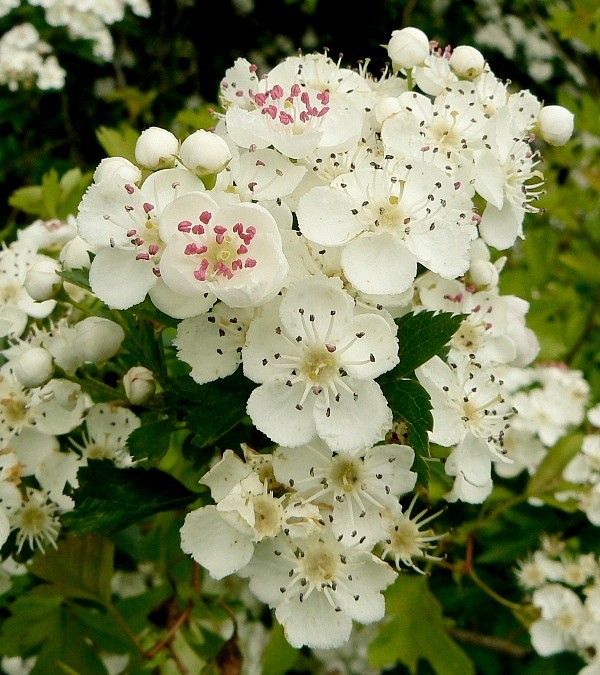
240, 530, 397, 649
12, 346, 54, 388
379, 494, 447, 572
158, 192, 288, 308
273, 439, 416, 547
77, 166, 205, 309
449, 45, 486, 79
243, 276, 398, 452
296, 159, 474, 296
10, 488, 61, 554
73, 317, 125, 363
123, 366, 156, 405
530, 584, 585, 656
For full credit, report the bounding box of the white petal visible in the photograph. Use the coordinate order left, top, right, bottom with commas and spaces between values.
479, 203, 524, 250
89, 248, 156, 309
149, 279, 215, 319
276, 593, 353, 649
297, 187, 365, 246
341, 232, 417, 295
246, 382, 317, 447
341, 314, 399, 379
180, 506, 255, 579
314, 379, 392, 453
474, 150, 505, 209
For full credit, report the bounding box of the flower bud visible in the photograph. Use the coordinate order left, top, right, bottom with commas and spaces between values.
13, 347, 54, 388
373, 96, 403, 125
24, 258, 63, 301
537, 105, 575, 146
93, 157, 141, 184
449, 45, 486, 79
135, 126, 179, 169
74, 317, 125, 363
60, 236, 93, 270
469, 259, 499, 287
179, 130, 232, 176
123, 366, 156, 405
387, 27, 430, 70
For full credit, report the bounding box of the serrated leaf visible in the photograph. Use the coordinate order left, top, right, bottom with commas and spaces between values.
127, 419, 173, 461
369, 575, 475, 675
58, 267, 91, 291
173, 372, 253, 448
393, 310, 464, 377
62, 461, 198, 533
29, 533, 114, 605
379, 378, 433, 487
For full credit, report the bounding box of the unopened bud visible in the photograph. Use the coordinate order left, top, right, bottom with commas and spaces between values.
449, 45, 486, 79
387, 27, 430, 70
60, 236, 93, 270
24, 258, 63, 301
374, 96, 403, 124
74, 317, 125, 363
537, 105, 574, 146
93, 157, 141, 184
135, 126, 179, 169
469, 260, 499, 287
13, 347, 54, 388
179, 130, 232, 176
123, 366, 156, 404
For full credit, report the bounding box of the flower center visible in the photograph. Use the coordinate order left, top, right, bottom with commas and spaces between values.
301, 346, 338, 383
253, 84, 330, 134
252, 494, 283, 538
330, 456, 360, 492
299, 541, 340, 584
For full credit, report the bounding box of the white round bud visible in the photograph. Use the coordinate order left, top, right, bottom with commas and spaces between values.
93, 157, 141, 185
60, 236, 92, 270
537, 105, 575, 146
448, 45, 486, 79
74, 317, 125, 363
24, 257, 63, 301
387, 27, 430, 70
469, 259, 499, 287
13, 347, 54, 388
123, 366, 156, 405
134, 126, 179, 169
179, 130, 232, 176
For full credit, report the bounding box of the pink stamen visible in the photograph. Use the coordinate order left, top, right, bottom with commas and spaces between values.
325, 344, 336, 353
270, 84, 284, 99
237, 245, 248, 254
127, 229, 137, 237
192, 224, 205, 235
232, 259, 243, 271
152, 267, 161, 277
200, 211, 212, 224
194, 259, 209, 281
178, 220, 192, 232
317, 91, 330, 105
148, 245, 159, 256
244, 258, 257, 268
255, 160, 266, 167
290, 83, 301, 97
143, 202, 154, 213
125, 184, 135, 194
254, 92, 267, 106
136, 252, 150, 261
279, 111, 294, 125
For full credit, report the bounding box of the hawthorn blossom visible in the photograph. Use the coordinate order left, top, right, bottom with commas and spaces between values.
239, 529, 397, 649
272, 439, 416, 548
296, 159, 475, 296
77, 164, 205, 310
158, 192, 288, 309
242, 275, 398, 452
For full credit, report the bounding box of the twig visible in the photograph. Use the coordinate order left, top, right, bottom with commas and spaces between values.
144, 601, 194, 660
448, 627, 532, 658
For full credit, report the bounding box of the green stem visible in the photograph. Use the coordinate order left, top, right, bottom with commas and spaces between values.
468, 567, 528, 613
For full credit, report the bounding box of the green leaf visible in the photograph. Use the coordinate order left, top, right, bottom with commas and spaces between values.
526, 433, 584, 498
175, 372, 254, 449
96, 125, 140, 164
58, 267, 91, 291
261, 622, 299, 675
393, 310, 464, 377
127, 419, 173, 461
62, 461, 198, 533
41, 169, 61, 220
379, 378, 433, 487
0, 592, 63, 655
8, 185, 45, 217
369, 575, 475, 675
29, 533, 114, 605
31, 608, 109, 675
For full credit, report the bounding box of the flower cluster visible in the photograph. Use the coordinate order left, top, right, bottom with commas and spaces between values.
516, 536, 600, 674
0, 24, 579, 653
0, 0, 150, 90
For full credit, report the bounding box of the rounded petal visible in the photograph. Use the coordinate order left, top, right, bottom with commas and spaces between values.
297, 186, 365, 246
180, 506, 255, 579
246, 382, 317, 447
89, 248, 156, 309
341, 232, 417, 295
149, 278, 215, 319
